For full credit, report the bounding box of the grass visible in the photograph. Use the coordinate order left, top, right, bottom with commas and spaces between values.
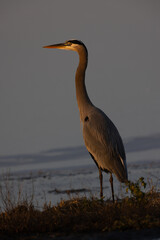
0, 177, 160, 238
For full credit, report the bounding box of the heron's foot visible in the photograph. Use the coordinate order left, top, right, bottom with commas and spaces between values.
100, 191, 103, 198
99, 195, 105, 202
109, 173, 115, 203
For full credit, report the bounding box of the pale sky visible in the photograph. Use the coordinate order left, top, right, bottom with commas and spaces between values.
0, 0, 160, 155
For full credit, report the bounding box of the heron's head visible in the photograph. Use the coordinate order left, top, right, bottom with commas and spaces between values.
43, 39, 87, 54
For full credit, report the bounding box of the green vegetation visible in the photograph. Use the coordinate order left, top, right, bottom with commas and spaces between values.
0, 178, 159, 238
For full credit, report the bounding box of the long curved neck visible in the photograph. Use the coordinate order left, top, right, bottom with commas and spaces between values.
75, 47, 92, 121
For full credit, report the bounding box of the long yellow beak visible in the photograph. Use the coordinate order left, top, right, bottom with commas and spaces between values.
43, 43, 65, 49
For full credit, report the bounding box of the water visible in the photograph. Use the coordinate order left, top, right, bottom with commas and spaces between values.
0, 133, 160, 208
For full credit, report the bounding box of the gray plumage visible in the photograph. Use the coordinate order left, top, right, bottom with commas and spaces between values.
83, 107, 127, 181
43, 39, 128, 202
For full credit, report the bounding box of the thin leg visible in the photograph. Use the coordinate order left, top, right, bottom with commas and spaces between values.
109, 173, 114, 203
99, 167, 103, 198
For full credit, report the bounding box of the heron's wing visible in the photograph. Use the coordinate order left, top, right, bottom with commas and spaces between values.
83, 107, 127, 181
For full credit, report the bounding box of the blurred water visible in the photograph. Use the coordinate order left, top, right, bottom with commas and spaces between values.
0, 134, 160, 208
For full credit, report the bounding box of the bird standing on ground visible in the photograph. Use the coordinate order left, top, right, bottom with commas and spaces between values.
43, 40, 128, 202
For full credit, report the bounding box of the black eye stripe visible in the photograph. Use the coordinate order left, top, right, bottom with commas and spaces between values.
68, 40, 83, 45
64, 42, 72, 46
64, 40, 88, 56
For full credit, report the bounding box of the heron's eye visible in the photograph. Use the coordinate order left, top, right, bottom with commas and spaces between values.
64, 41, 72, 46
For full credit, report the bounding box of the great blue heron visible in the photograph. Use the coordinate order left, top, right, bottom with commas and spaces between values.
43, 40, 128, 202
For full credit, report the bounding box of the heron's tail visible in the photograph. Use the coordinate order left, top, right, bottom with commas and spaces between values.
113, 156, 128, 183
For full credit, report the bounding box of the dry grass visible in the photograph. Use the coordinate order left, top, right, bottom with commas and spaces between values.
0, 178, 160, 238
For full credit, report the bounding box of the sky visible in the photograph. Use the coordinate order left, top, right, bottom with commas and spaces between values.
0, 0, 160, 155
